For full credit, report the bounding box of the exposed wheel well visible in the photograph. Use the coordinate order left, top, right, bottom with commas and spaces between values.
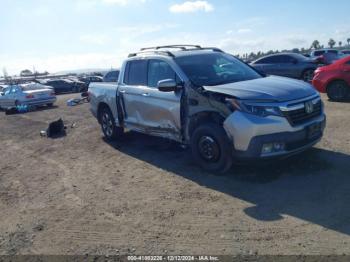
187, 111, 225, 139
97, 102, 110, 123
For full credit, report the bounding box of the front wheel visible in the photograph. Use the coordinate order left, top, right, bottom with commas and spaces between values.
327, 80, 349, 101
302, 69, 314, 82
99, 107, 123, 140
190, 123, 233, 174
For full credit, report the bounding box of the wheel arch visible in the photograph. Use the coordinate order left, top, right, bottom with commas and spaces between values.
97, 102, 111, 123
187, 111, 226, 140
326, 78, 349, 91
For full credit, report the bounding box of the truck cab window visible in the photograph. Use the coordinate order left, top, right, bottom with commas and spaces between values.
148, 60, 177, 88
126, 60, 148, 86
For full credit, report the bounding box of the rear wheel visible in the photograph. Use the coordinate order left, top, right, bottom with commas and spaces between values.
47, 103, 54, 107
302, 69, 314, 82
99, 107, 123, 140
327, 80, 349, 101
190, 123, 233, 174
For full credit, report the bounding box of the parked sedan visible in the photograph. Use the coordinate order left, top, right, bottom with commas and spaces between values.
45, 79, 84, 94
79, 75, 103, 85
250, 53, 318, 82
0, 84, 56, 110
312, 56, 350, 101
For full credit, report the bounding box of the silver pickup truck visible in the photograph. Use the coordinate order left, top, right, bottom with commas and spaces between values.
89, 45, 326, 173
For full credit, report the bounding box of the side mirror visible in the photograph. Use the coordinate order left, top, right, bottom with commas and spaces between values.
157, 79, 177, 92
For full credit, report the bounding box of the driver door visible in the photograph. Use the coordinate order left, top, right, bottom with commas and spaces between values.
120, 59, 182, 140
140, 59, 182, 139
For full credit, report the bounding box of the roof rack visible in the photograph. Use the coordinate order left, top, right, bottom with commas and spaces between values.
128, 50, 175, 58
128, 45, 224, 58
140, 45, 202, 51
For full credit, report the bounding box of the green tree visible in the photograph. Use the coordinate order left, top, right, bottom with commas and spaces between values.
347, 38, 350, 46
328, 38, 336, 48
339, 41, 342, 47
311, 40, 320, 49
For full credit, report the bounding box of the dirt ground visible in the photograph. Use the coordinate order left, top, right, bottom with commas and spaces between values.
0, 93, 349, 255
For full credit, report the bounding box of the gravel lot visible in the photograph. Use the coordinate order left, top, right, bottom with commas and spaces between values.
0, 93, 349, 255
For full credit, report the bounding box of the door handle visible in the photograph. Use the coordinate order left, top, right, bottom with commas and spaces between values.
142, 93, 150, 97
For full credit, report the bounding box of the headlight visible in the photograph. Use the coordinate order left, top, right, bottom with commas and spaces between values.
226, 98, 282, 117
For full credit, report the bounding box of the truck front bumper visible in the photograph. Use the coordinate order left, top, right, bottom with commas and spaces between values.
223, 111, 326, 160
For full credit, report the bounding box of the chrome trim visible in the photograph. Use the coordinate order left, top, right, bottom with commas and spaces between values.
241, 94, 320, 108
279, 96, 321, 112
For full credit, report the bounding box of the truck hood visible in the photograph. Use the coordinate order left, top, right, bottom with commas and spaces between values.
203, 76, 317, 102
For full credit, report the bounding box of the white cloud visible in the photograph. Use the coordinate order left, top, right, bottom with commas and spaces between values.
169, 1, 214, 13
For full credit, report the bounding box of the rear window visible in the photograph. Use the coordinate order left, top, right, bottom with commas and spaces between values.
21, 84, 49, 91
328, 50, 338, 54
125, 60, 148, 86
254, 56, 279, 64
314, 51, 325, 56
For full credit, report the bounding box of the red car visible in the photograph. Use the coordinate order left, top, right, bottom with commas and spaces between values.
312, 56, 350, 101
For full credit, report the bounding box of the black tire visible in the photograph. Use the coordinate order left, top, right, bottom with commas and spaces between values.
99, 107, 123, 140
47, 103, 54, 107
73, 86, 79, 93
190, 123, 233, 174
302, 69, 314, 82
327, 80, 349, 101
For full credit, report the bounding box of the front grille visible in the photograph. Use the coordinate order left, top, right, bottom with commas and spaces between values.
283, 100, 322, 126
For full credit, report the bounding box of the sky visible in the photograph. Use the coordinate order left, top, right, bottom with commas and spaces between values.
0, 0, 349, 75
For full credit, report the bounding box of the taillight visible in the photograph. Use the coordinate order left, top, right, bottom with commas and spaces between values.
26, 94, 34, 99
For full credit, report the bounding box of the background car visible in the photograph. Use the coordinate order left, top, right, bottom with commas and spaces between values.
341, 50, 350, 56
312, 56, 350, 101
103, 70, 120, 82
44, 79, 85, 94
79, 75, 103, 85
250, 53, 319, 82
310, 49, 345, 64
310, 48, 340, 57
0, 84, 56, 110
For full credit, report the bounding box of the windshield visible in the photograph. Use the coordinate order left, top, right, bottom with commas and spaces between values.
175, 52, 262, 86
